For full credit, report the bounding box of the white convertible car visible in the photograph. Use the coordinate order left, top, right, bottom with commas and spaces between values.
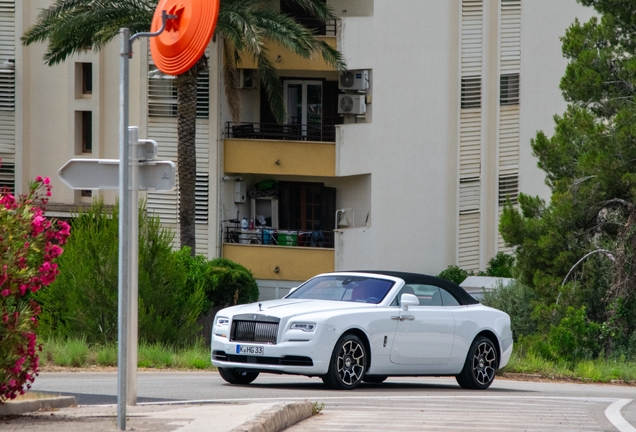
211, 271, 512, 390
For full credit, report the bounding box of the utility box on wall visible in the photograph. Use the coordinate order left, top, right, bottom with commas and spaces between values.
234, 181, 246, 203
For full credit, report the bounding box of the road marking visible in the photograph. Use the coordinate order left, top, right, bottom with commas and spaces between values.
605, 399, 636, 432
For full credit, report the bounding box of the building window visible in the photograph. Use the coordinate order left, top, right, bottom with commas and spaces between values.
81, 190, 92, 198
498, 174, 519, 205
0, 162, 15, 193
82, 63, 93, 95
500, 73, 520, 105
461, 76, 481, 109
0, 64, 15, 111
278, 181, 336, 232
76, 111, 93, 153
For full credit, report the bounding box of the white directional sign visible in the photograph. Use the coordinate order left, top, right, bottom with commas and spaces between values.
58, 158, 176, 191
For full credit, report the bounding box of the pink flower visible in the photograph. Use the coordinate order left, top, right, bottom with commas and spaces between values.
35, 176, 42, 182
1, 289, 9, 297
31, 215, 45, 235
19, 284, 28, 295
48, 244, 63, 258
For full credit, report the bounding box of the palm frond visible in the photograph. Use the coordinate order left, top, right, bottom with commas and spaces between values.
280, 0, 336, 22
222, 38, 242, 124
22, 0, 154, 65
257, 52, 286, 123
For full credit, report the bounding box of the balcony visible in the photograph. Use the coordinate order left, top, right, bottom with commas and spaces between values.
223, 230, 335, 281
237, 19, 337, 72
224, 122, 336, 176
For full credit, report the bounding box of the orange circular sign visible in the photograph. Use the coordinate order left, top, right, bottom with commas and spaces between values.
150, 0, 220, 76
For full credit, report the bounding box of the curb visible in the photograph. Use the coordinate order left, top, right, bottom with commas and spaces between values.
0, 396, 77, 416
231, 401, 313, 432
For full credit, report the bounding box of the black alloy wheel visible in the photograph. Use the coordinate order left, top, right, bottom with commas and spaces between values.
456, 336, 498, 390
322, 334, 367, 390
218, 367, 259, 385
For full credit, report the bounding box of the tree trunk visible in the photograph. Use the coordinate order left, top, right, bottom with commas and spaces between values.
175, 57, 207, 255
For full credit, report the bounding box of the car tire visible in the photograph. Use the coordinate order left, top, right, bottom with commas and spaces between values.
218, 367, 259, 385
456, 336, 498, 390
322, 334, 367, 390
362, 375, 387, 384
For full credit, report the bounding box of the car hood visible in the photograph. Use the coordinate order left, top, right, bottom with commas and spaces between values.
221, 298, 374, 319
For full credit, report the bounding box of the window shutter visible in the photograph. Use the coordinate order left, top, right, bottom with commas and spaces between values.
461, 0, 483, 76
148, 47, 210, 118
0, 0, 15, 170
0, 161, 14, 192
458, 0, 483, 271
499, 105, 519, 176
459, 178, 480, 214
459, 213, 480, 270
500, 73, 519, 105
500, 0, 521, 74
497, 0, 521, 255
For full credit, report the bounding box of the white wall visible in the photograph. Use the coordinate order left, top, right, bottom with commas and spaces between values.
519, 0, 595, 202
335, 2, 460, 274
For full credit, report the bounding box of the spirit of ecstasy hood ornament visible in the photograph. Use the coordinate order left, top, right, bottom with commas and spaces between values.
258, 303, 262, 312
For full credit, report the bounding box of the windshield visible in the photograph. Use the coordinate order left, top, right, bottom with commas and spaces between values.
286, 275, 395, 304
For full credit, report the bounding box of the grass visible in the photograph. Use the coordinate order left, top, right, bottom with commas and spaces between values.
36, 338, 636, 384
502, 349, 636, 384
40, 338, 214, 370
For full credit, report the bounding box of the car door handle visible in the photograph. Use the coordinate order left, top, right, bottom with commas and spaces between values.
391, 315, 415, 321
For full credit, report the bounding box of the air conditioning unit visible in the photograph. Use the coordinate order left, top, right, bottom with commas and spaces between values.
238, 69, 255, 89
338, 94, 366, 115
339, 69, 369, 91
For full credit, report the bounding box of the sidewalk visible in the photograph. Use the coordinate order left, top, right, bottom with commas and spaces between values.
0, 400, 313, 432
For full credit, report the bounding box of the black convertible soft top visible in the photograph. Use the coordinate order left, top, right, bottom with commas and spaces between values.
348, 270, 480, 306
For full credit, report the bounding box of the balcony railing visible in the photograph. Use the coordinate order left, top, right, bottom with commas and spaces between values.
292, 18, 337, 36
225, 227, 335, 249
226, 122, 336, 143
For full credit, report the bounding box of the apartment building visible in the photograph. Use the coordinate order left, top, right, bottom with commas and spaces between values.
2, 0, 593, 298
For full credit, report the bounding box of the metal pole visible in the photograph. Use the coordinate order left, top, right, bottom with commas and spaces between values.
128, 126, 139, 406
117, 28, 131, 431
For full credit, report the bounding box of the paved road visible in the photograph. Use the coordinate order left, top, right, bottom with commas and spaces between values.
31, 372, 636, 431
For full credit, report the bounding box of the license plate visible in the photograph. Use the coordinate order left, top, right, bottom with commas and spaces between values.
236, 345, 264, 355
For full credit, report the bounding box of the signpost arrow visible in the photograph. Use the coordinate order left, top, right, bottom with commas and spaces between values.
58, 158, 176, 191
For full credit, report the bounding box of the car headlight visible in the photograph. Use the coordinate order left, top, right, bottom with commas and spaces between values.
290, 322, 316, 332
214, 316, 230, 338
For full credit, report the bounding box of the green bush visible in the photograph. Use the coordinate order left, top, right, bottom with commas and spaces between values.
547, 306, 601, 363
437, 265, 471, 285
484, 252, 515, 278
37, 200, 205, 345
176, 249, 259, 311
481, 279, 536, 339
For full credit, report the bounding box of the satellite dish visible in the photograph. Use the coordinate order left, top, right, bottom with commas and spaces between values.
150, 0, 220, 76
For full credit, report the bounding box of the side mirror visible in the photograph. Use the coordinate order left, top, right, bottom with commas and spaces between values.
400, 293, 419, 311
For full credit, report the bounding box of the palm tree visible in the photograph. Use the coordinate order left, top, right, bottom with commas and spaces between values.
22, 0, 345, 253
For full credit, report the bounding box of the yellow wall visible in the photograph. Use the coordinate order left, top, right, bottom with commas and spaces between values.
238, 37, 337, 71
223, 244, 335, 281
224, 139, 335, 176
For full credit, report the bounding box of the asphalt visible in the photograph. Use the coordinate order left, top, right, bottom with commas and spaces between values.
0, 398, 314, 432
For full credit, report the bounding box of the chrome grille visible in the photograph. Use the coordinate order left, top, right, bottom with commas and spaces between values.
231, 320, 279, 344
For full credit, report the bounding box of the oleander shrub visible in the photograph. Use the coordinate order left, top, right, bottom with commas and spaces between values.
0, 176, 70, 402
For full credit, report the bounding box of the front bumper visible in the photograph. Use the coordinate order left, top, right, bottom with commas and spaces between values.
211, 336, 331, 375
